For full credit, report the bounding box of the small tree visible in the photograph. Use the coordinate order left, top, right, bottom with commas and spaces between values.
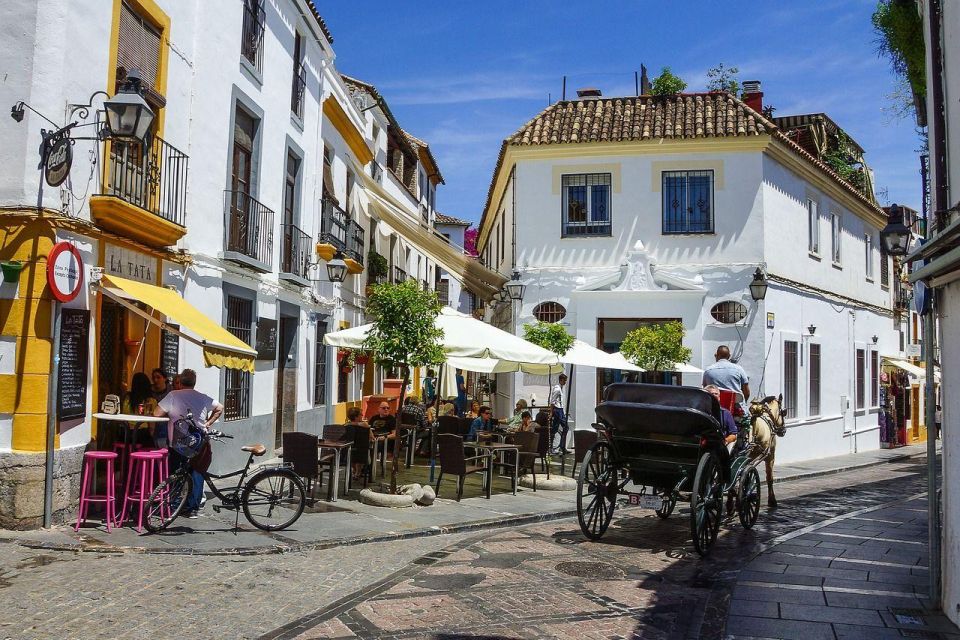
362, 279, 445, 492
651, 67, 687, 96
522, 321, 575, 357
620, 321, 692, 378
706, 63, 740, 95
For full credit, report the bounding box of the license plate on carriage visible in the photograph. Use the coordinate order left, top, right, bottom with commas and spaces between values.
627, 493, 664, 510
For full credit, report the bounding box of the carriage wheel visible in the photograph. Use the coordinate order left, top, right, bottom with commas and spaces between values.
690, 451, 723, 555
577, 441, 618, 540
655, 488, 677, 520
737, 466, 761, 530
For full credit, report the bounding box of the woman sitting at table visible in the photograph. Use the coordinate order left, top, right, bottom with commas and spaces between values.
465, 400, 482, 420
439, 402, 456, 417
502, 399, 529, 431
517, 410, 534, 432
122, 372, 158, 445
467, 405, 494, 442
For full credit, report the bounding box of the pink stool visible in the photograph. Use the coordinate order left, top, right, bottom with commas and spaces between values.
75, 451, 119, 532
121, 450, 166, 532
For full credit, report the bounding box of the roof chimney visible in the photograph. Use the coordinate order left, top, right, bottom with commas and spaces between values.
576, 87, 602, 100
742, 80, 763, 113
640, 64, 651, 95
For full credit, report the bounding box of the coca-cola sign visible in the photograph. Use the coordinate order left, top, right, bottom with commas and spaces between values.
43, 133, 73, 187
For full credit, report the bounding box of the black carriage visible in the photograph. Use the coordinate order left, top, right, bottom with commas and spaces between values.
577, 383, 764, 555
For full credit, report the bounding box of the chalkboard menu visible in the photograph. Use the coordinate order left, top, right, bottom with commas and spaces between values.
256, 317, 277, 360
57, 308, 90, 421
161, 325, 179, 376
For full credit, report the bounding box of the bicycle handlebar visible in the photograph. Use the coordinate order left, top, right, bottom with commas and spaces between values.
207, 430, 234, 440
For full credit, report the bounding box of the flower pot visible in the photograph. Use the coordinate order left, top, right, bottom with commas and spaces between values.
1, 261, 24, 283
123, 339, 142, 357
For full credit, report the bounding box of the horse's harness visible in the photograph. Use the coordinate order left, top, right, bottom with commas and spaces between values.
750, 399, 786, 438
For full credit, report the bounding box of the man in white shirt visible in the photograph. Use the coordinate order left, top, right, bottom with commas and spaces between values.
550, 374, 569, 455
154, 368, 223, 518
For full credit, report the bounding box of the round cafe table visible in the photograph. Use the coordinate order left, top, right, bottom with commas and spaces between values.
92, 413, 168, 486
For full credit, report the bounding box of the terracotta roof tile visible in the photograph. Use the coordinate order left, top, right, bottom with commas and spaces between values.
304, 1, 334, 43
435, 212, 470, 226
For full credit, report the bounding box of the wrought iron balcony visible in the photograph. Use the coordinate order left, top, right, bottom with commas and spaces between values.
371, 162, 384, 184
437, 280, 450, 306
319, 197, 349, 250
280, 223, 311, 281
291, 61, 306, 119
346, 219, 365, 265
392, 266, 407, 283
895, 286, 913, 311
101, 136, 188, 227
224, 190, 274, 268
241, 0, 265, 72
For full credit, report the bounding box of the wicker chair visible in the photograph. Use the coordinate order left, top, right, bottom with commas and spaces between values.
435, 434, 490, 501
282, 432, 321, 501
319, 424, 354, 499
512, 430, 540, 492
571, 430, 599, 478
350, 424, 374, 486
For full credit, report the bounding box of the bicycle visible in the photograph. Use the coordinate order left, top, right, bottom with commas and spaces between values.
144, 419, 306, 533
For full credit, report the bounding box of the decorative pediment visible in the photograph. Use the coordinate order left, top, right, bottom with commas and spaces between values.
577, 241, 705, 292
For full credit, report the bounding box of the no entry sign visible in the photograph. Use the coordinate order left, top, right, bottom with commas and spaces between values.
46, 242, 84, 303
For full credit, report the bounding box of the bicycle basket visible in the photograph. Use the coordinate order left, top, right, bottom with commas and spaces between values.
172, 414, 207, 459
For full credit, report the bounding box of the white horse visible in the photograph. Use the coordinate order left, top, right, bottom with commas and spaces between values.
748, 394, 785, 510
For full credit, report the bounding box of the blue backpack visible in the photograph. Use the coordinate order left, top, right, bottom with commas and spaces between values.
171, 411, 207, 459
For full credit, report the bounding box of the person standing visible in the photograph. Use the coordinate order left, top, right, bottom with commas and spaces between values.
423, 369, 436, 406
153, 369, 223, 518
702, 346, 751, 405
455, 369, 467, 417
550, 374, 569, 455
151, 368, 171, 402
936, 404, 943, 439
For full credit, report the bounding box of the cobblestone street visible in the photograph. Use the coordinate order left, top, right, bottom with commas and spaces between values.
0, 454, 943, 639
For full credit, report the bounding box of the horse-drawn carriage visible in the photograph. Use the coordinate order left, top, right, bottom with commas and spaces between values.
577, 383, 782, 555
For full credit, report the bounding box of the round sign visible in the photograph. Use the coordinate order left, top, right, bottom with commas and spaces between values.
44, 136, 73, 187
46, 242, 84, 303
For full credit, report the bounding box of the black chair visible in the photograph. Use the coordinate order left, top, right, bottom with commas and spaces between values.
319, 424, 354, 499
282, 432, 321, 501
351, 424, 373, 486
571, 430, 599, 478
435, 434, 490, 501
512, 430, 539, 492
534, 425, 551, 474
437, 415, 460, 435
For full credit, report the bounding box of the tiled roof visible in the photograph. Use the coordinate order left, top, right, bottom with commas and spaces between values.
480, 92, 882, 236
304, 1, 334, 43
510, 92, 772, 145
402, 130, 445, 185
435, 212, 470, 226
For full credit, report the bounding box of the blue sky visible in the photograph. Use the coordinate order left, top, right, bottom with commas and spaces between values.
322, 0, 922, 224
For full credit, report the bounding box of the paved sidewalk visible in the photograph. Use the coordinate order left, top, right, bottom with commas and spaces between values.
0, 442, 931, 556
725, 493, 959, 639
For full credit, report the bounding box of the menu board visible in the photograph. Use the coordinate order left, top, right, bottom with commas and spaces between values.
57, 308, 90, 421
161, 325, 179, 375
256, 317, 277, 360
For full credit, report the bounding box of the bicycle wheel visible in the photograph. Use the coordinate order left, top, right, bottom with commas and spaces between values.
145, 471, 192, 533
241, 469, 306, 531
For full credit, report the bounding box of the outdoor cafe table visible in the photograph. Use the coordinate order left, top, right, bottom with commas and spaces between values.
317, 439, 352, 502
466, 441, 520, 496
92, 412, 168, 484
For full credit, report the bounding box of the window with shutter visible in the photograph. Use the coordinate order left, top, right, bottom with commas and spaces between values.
117, 2, 161, 90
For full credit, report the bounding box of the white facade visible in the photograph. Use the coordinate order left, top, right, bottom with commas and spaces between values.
434, 216, 473, 313
478, 109, 897, 465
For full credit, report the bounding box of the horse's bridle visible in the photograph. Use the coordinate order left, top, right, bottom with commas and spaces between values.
751, 398, 786, 437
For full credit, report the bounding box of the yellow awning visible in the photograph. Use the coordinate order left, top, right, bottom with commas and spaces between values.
98, 275, 256, 372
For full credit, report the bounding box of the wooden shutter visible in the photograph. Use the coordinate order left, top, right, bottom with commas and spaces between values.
117, 2, 161, 87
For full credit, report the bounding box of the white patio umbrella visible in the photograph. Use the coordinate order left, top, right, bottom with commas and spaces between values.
610, 352, 701, 374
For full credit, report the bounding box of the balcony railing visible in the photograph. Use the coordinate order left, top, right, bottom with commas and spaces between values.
241, 0, 265, 72
392, 266, 407, 283
370, 162, 384, 184
320, 197, 349, 249
280, 224, 311, 280
102, 137, 188, 227
895, 287, 913, 311
291, 61, 306, 119
437, 280, 450, 306
346, 220, 365, 265
224, 190, 274, 267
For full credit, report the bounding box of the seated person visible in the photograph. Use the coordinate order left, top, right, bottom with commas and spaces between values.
400, 396, 428, 430
502, 399, 529, 431
439, 402, 456, 417
705, 385, 738, 450
368, 401, 397, 438
465, 400, 482, 420
517, 410, 534, 432
467, 405, 494, 442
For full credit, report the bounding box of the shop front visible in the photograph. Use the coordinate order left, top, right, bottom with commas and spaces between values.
881, 357, 938, 447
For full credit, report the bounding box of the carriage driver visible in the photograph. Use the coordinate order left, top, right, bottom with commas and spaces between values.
702, 345, 750, 412
704, 385, 738, 451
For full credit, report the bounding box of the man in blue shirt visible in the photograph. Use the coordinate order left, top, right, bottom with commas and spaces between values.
467, 405, 493, 442
702, 345, 751, 404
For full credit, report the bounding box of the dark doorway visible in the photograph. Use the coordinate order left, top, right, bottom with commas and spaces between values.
275, 316, 298, 447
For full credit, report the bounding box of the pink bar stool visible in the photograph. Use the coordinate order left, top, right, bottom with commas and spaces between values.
121, 450, 166, 533
75, 451, 119, 532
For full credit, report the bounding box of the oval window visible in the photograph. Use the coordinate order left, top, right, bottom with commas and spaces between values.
710, 300, 748, 324
532, 301, 567, 323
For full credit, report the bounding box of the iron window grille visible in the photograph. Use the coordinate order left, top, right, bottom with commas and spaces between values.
855, 348, 865, 409
291, 33, 305, 118
662, 170, 714, 234
831, 212, 842, 265
532, 301, 567, 323
314, 324, 327, 406
224, 296, 253, 421
880, 248, 890, 287
783, 340, 798, 420
870, 351, 879, 407
807, 199, 820, 254
865, 233, 874, 280
709, 300, 748, 324
561, 173, 611, 237
437, 279, 450, 306
809, 343, 821, 417
241, 0, 265, 72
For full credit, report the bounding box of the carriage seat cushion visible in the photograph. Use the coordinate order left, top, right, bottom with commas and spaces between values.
602, 383, 721, 420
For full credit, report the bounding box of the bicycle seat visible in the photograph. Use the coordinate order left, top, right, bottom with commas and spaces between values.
241, 444, 267, 456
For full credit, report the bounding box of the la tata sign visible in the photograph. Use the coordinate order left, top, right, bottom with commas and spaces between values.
47, 242, 84, 302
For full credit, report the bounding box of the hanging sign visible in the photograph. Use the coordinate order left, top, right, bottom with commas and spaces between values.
41, 129, 74, 187
46, 242, 84, 303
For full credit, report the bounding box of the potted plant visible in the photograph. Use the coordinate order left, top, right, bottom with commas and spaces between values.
366, 250, 388, 293
0, 261, 24, 283
619, 321, 692, 385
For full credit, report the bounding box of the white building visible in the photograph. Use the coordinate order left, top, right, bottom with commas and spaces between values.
476, 86, 900, 465
0, 0, 496, 528
434, 213, 475, 313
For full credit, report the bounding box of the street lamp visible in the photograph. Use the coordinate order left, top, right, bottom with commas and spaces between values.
749, 268, 768, 301
326, 252, 348, 283
808, 324, 816, 336
880, 203, 912, 257
505, 270, 526, 302
103, 70, 154, 144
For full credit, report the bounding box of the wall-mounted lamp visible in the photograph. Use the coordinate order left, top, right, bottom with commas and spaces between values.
325, 252, 348, 283
749, 268, 768, 301
505, 270, 526, 302
807, 324, 816, 336
872, 335, 879, 344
